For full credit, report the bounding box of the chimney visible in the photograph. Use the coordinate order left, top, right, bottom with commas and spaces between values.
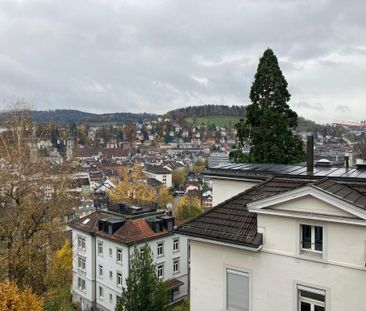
307, 135, 314, 174
345, 154, 350, 169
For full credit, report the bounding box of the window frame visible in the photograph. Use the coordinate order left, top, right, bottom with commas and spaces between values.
77, 277, 86, 292
157, 241, 164, 257
225, 267, 251, 311
116, 248, 123, 264
296, 284, 327, 311
117, 272, 123, 287
173, 258, 180, 274
97, 241, 103, 256
157, 263, 164, 279
98, 286, 103, 300
98, 264, 103, 278
173, 238, 179, 252
300, 224, 323, 253
77, 255, 86, 271
78, 236, 86, 251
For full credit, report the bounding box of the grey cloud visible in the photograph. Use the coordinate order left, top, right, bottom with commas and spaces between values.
294, 101, 324, 111
0, 0, 365, 121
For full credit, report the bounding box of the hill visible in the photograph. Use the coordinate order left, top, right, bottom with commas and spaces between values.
0, 109, 158, 125
185, 115, 241, 127
165, 105, 246, 119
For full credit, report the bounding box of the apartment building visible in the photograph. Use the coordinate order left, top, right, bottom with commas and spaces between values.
143, 165, 173, 188
178, 163, 366, 311
70, 205, 188, 311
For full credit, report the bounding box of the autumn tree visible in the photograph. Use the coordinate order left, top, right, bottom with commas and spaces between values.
108, 164, 158, 205
116, 244, 167, 311
44, 240, 73, 311
109, 164, 174, 208
0, 280, 43, 311
192, 159, 207, 174
230, 48, 305, 164
0, 102, 72, 294
172, 168, 188, 190
174, 194, 203, 221
158, 186, 174, 209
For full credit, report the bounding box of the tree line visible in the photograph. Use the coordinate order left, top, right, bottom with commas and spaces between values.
165, 104, 246, 119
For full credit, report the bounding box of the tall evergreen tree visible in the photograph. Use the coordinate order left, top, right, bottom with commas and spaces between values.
115, 244, 167, 311
231, 48, 305, 164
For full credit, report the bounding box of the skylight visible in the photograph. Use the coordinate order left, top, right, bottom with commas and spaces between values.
82, 218, 90, 224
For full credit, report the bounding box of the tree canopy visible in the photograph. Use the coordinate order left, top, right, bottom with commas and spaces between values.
230, 48, 305, 164
116, 244, 167, 311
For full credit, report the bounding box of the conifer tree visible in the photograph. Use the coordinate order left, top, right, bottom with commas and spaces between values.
115, 244, 167, 311
231, 49, 305, 164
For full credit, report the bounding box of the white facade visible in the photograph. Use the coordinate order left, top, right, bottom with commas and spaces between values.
143, 170, 173, 188
72, 229, 188, 311
211, 177, 259, 206
188, 191, 366, 311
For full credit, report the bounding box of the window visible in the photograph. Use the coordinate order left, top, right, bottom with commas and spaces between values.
173, 258, 179, 274
226, 269, 249, 311
109, 293, 113, 303
139, 248, 144, 258
98, 242, 103, 256
78, 237, 86, 251
77, 277, 86, 292
109, 271, 113, 279
157, 242, 164, 257
98, 265, 103, 277
117, 272, 123, 287
117, 248, 123, 263
157, 263, 164, 279
173, 238, 179, 252
99, 286, 103, 300
298, 285, 326, 311
78, 256, 86, 270
109, 248, 113, 257
301, 225, 323, 253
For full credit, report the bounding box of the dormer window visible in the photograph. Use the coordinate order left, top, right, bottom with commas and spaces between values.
301, 224, 323, 253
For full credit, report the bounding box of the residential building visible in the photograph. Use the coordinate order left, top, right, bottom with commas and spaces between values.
70, 206, 188, 311
143, 165, 173, 188
177, 163, 366, 311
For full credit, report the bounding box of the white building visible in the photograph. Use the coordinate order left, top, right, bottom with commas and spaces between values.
178, 163, 366, 311
70, 207, 188, 311
143, 165, 173, 188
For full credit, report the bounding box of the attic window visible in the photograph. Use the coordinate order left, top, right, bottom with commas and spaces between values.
82, 218, 90, 225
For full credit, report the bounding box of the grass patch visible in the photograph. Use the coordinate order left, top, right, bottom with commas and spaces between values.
185, 115, 241, 127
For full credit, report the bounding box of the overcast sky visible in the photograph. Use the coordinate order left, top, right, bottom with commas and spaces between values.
0, 0, 365, 123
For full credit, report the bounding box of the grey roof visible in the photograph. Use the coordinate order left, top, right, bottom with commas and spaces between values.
205, 163, 366, 182
177, 176, 366, 247
177, 177, 311, 247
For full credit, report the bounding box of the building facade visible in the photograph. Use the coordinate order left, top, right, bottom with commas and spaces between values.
70, 208, 188, 311
178, 164, 366, 311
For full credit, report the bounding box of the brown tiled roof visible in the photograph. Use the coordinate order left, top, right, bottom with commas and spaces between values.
113, 219, 167, 244
69, 212, 168, 245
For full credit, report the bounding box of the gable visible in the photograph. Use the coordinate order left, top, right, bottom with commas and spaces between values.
269, 195, 359, 219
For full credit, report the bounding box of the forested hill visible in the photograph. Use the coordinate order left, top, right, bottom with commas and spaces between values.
165, 105, 246, 119
0, 109, 158, 124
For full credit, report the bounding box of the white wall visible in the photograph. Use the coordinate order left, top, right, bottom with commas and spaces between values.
190, 239, 366, 311
84, 233, 189, 311
212, 178, 259, 206
72, 229, 96, 309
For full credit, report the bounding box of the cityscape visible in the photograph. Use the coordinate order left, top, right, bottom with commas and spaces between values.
0, 1, 366, 311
